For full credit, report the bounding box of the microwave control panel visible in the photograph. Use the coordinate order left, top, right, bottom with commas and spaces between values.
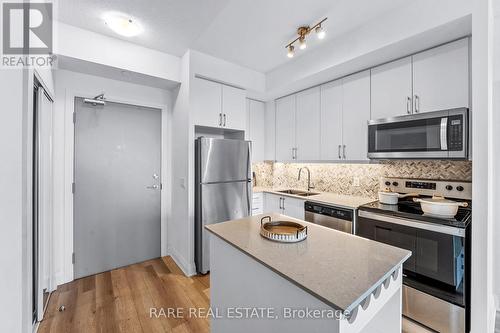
448, 115, 464, 151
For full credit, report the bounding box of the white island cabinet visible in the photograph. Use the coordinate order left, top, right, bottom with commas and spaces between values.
206, 213, 411, 333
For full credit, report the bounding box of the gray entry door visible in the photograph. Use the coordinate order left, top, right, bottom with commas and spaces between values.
74, 97, 161, 279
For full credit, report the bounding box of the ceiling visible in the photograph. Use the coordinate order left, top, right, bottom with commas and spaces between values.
57, 0, 231, 57
58, 0, 414, 73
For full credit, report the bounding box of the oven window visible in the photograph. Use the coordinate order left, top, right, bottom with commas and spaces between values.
368, 117, 443, 152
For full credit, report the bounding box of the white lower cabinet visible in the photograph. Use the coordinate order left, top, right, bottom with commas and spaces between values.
251, 192, 263, 216
264, 193, 305, 220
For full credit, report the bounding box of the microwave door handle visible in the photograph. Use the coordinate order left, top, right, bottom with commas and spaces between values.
440, 118, 448, 150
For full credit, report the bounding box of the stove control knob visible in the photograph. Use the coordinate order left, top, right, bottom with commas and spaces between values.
445, 185, 453, 191
385, 181, 391, 186
392, 181, 399, 187
456, 185, 464, 192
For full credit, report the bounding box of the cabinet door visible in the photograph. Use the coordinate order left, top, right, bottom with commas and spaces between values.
296, 87, 320, 160
282, 196, 305, 220
222, 85, 246, 130
192, 77, 222, 127
342, 70, 371, 161
275, 95, 296, 161
247, 99, 266, 162
264, 193, 283, 214
320, 80, 343, 160
412, 38, 469, 113
371, 57, 413, 119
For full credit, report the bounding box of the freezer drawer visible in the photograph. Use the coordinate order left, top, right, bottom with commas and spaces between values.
198, 137, 251, 183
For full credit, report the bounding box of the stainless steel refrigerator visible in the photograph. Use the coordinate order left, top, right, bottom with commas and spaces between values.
195, 137, 252, 274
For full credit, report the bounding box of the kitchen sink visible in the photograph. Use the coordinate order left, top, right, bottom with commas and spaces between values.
277, 189, 319, 197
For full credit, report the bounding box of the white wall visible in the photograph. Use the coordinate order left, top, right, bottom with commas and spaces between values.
168, 52, 195, 274
471, 0, 496, 332
493, 0, 500, 315
0, 70, 25, 333
55, 22, 181, 84
52, 69, 173, 285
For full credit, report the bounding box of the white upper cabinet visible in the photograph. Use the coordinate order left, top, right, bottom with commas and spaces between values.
222, 85, 246, 130
247, 99, 266, 162
412, 38, 469, 113
320, 80, 343, 160
192, 77, 222, 128
371, 56, 413, 120
191, 77, 247, 129
295, 87, 321, 160
275, 95, 296, 161
341, 70, 371, 161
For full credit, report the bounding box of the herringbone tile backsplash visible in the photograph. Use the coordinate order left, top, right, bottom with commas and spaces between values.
253, 160, 472, 199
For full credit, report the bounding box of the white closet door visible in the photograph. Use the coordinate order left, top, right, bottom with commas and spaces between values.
371, 56, 413, 119
320, 80, 343, 160
296, 87, 320, 160
37, 88, 53, 321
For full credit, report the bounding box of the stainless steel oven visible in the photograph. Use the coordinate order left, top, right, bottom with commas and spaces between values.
368, 108, 468, 159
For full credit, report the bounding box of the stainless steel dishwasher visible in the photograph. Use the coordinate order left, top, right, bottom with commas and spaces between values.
304, 201, 355, 234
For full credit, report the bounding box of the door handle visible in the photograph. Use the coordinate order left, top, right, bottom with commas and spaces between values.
414, 95, 419, 113
223, 114, 226, 127
406, 96, 411, 114
147, 184, 160, 189
342, 145, 346, 159
338, 145, 342, 159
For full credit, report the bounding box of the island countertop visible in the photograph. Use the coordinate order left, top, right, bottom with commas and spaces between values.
205, 213, 411, 313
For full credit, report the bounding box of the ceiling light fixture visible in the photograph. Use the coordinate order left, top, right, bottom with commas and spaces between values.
315, 25, 325, 40
103, 12, 143, 37
285, 17, 327, 58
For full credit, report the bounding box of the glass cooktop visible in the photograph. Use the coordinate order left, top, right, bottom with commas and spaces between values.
359, 198, 472, 228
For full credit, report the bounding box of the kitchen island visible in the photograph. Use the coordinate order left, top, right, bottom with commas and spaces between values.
205, 213, 411, 333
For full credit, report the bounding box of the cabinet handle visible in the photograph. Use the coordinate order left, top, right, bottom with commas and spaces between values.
219, 113, 222, 126
406, 96, 411, 114
414, 95, 419, 113
282, 197, 285, 210
343, 145, 346, 159
279, 197, 283, 210
292, 147, 297, 160
338, 145, 342, 159
223, 114, 226, 127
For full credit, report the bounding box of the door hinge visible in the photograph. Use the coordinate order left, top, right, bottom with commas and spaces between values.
72, 182, 75, 194
72, 253, 75, 264
73, 112, 76, 124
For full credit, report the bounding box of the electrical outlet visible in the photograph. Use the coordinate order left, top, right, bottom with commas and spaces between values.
352, 177, 360, 187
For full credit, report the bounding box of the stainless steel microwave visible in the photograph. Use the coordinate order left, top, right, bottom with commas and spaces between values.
367, 108, 469, 159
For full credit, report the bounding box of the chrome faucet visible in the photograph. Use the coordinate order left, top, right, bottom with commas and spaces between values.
298, 167, 315, 192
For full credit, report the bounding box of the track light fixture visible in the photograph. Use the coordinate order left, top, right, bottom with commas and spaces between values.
285, 18, 327, 57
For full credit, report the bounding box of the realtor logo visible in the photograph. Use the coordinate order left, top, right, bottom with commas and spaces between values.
3, 2, 53, 54
1, 1, 55, 68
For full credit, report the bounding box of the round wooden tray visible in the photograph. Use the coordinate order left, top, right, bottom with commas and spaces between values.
259, 216, 308, 243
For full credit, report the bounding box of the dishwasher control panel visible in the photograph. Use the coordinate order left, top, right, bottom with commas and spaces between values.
304, 202, 353, 221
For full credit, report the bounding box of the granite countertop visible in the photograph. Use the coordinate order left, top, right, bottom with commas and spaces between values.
205, 213, 411, 313
253, 187, 375, 209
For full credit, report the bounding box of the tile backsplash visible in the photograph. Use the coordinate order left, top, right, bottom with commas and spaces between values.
253, 160, 472, 199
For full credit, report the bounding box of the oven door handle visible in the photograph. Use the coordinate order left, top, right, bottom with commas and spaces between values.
358, 210, 465, 237
440, 117, 448, 151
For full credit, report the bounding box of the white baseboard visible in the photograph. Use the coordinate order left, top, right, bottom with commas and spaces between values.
167, 246, 196, 277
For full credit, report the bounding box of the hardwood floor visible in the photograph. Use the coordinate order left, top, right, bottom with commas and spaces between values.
38, 257, 210, 333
